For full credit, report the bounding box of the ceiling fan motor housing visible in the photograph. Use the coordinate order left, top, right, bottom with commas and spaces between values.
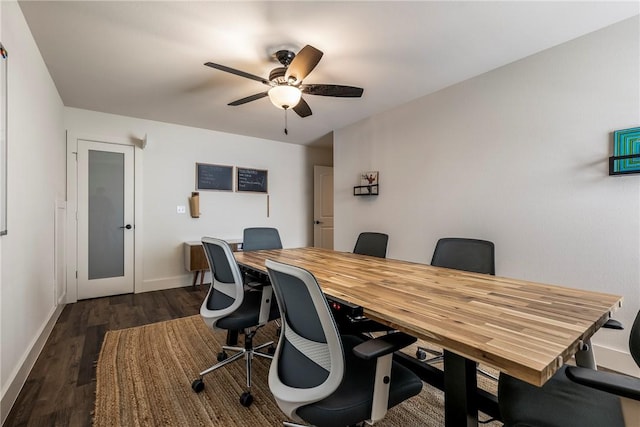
269, 67, 287, 84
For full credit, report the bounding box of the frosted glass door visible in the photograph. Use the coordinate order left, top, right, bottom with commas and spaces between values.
77, 140, 134, 299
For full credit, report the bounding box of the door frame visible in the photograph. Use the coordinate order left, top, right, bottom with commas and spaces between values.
66, 132, 143, 303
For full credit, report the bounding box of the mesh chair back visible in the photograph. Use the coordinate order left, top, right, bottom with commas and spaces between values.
431, 238, 495, 275
242, 227, 283, 251
266, 259, 345, 419
353, 232, 389, 258
201, 237, 245, 326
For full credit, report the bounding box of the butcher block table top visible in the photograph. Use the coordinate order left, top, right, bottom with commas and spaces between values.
234, 247, 622, 387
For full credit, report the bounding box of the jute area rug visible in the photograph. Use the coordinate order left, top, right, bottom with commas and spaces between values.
94, 315, 502, 426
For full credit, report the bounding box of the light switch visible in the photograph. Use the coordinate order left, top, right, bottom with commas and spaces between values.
177, 205, 186, 214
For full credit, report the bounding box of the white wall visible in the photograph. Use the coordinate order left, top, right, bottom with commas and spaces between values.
64, 108, 332, 293
0, 1, 66, 422
334, 17, 640, 373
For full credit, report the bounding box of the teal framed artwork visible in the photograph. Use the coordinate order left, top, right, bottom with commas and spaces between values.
610, 126, 640, 176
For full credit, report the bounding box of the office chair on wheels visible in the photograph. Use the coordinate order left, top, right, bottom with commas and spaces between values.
416, 238, 497, 380
191, 237, 279, 407
353, 232, 389, 258
498, 310, 640, 427
242, 227, 283, 333
265, 259, 423, 427
348, 232, 394, 335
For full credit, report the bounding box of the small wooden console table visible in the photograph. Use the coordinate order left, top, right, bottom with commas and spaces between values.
184, 239, 242, 287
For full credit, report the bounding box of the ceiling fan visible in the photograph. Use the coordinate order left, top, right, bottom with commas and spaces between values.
204, 45, 364, 132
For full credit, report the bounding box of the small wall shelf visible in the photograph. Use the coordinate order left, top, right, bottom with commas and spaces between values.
353, 184, 379, 196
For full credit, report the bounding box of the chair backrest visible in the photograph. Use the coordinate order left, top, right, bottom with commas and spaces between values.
431, 237, 495, 275
265, 259, 345, 420
200, 237, 245, 329
242, 227, 283, 251
353, 232, 389, 258
630, 310, 640, 368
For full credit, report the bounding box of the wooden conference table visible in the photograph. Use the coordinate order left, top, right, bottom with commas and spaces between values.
234, 247, 622, 427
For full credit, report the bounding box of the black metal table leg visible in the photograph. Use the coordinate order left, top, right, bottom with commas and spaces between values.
444, 350, 478, 427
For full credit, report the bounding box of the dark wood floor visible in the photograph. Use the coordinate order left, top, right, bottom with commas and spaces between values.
4, 286, 208, 427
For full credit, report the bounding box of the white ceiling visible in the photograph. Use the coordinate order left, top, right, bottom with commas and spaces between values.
18, 1, 639, 147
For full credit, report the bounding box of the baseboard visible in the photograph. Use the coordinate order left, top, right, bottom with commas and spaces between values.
138, 274, 196, 293
593, 343, 640, 376
1, 303, 65, 426
57, 290, 66, 306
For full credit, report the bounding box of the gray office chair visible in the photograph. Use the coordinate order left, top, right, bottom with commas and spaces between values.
416, 238, 496, 380
242, 227, 283, 251
191, 237, 279, 407
353, 232, 389, 258
498, 310, 640, 427
242, 227, 283, 331
265, 259, 424, 427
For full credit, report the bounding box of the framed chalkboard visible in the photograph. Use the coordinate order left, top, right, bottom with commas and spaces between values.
237, 167, 268, 193
196, 163, 233, 191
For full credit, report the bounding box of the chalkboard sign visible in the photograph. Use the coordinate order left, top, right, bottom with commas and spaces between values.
237, 167, 268, 193
196, 163, 233, 191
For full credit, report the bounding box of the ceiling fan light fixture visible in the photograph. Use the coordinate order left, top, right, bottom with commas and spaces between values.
268, 85, 302, 109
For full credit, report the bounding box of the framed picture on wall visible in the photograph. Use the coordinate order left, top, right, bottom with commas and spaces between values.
610, 127, 640, 176
360, 171, 378, 186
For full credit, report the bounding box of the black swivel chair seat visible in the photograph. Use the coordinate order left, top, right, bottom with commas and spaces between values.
296, 334, 423, 426
209, 287, 279, 330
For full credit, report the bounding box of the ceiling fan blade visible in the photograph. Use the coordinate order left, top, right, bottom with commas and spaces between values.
204, 62, 269, 85
301, 84, 364, 97
293, 98, 312, 118
285, 45, 323, 84
228, 91, 269, 106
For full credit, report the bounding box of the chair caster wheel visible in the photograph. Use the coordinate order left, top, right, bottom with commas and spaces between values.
191, 378, 205, 393
217, 351, 228, 362
416, 349, 427, 361
240, 391, 253, 407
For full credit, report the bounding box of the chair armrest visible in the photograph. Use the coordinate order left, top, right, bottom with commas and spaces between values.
353, 332, 417, 360
353, 332, 417, 424
603, 319, 624, 330
566, 366, 640, 401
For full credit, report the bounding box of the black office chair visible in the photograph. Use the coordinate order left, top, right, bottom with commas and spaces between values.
416, 238, 496, 380
265, 259, 424, 427
353, 232, 389, 258
498, 310, 640, 427
346, 231, 394, 335
191, 237, 279, 407
242, 227, 283, 251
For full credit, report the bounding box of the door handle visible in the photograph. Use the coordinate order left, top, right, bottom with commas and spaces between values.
119, 224, 132, 230
314, 220, 322, 225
